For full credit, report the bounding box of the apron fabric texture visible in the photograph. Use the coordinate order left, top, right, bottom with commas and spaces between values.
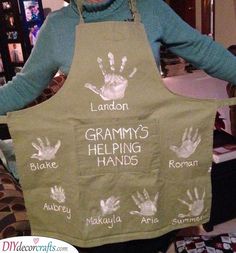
1, 0, 236, 247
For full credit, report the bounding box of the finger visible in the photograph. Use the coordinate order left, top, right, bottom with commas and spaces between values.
97, 57, 106, 76
113, 197, 120, 204
178, 213, 187, 218
154, 192, 159, 205
59, 187, 64, 194
194, 187, 199, 200
37, 137, 45, 149
114, 200, 120, 206
130, 211, 140, 215
182, 128, 188, 142
132, 195, 140, 206
201, 188, 206, 200
187, 189, 193, 201
137, 191, 145, 202
106, 197, 114, 205
31, 154, 40, 159
143, 189, 150, 200
170, 145, 177, 152
129, 67, 137, 78
54, 185, 59, 192
192, 128, 199, 142
120, 56, 127, 73
84, 83, 101, 95
100, 200, 105, 208
108, 52, 115, 71
31, 142, 41, 151
50, 187, 55, 195
178, 198, 191, 208
187, 127, 193, 140
45, 137, 50, 147
54, 140, 61, 152
194, 136, 201, 147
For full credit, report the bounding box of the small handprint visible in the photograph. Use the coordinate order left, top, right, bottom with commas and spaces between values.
85, 52, 137, 101
170, 127, 201, 158
130, 189, 159, 216
31, 137, 61, 161
50, 185, 66, 203
100, 196, 120, 216
178, 187, 205, 218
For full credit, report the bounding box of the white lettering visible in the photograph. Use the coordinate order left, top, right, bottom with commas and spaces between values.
30, 162, 59, 171
43, 203, 71, 220
169, 160, 199, 169
172, 215, 203, 225
97, 155, 138, 167
85, 127, 149, 142
90, 101, 129, 112
141, 216, 159, 224
86, 215, 122, 229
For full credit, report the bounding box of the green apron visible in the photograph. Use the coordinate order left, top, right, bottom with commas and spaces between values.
0, 0, 235, 247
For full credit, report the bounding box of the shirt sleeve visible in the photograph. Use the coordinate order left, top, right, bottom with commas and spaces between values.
155, 0, 236, 85
0, 15, 59, 115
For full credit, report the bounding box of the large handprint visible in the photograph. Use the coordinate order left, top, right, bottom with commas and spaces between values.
100, 196, 120, 216
178, 187, 205, 218
130, 189, 159, 216
170, 127, 201, 158
31, 137, 61, 161
85, 52, 137, 101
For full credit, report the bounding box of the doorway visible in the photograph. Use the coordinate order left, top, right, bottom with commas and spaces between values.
167, 0, 196, 28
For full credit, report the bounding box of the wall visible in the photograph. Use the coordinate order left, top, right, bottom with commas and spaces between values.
42, 0, 64, 12
214, 0, 236, 47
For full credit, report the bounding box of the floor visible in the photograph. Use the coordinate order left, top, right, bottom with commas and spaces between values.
163, 68, 236, 253
167, 219, 236, 253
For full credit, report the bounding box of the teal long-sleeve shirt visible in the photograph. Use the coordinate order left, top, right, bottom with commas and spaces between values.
1, 0, 236, 115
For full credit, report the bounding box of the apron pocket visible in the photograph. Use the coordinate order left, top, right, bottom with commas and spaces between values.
74, 119, 160, 175
76, 171, 164, 242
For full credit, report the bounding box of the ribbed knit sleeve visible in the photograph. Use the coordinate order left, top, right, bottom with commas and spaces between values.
0, 15, 59, 115
154, 0, 236, 85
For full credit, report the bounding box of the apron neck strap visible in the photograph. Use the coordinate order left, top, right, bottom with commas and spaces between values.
77, 0, 85, 23
77, 0, 141, 23
128, 0, 141, 23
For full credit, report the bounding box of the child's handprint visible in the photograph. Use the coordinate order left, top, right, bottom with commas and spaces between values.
170, 127, 201, 158
50, 185, 66, 203
178, 187, 205, 218
130, 189, 159, 216
100, 196, 120, 216
31, 137, 61, 161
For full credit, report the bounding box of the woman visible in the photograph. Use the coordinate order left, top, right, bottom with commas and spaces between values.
1, 0, 236, 115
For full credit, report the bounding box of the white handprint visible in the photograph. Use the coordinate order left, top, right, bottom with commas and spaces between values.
50, 185, 66, 203
85, 52, 137, 101
178, 187, 205, 218
100, 196, 120, 216
170, 127, 201, 158
130, 189, 159, 216
31, 137, 61, 161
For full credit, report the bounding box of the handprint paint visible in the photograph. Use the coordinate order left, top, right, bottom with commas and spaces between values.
170, 127, 201, 158
178, 187, 205, 218
85, 52, 137, 101
130, 189, 159, 216
50, 185, 66, 203
31, 137, 61, 161
100, 196, 120, 216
